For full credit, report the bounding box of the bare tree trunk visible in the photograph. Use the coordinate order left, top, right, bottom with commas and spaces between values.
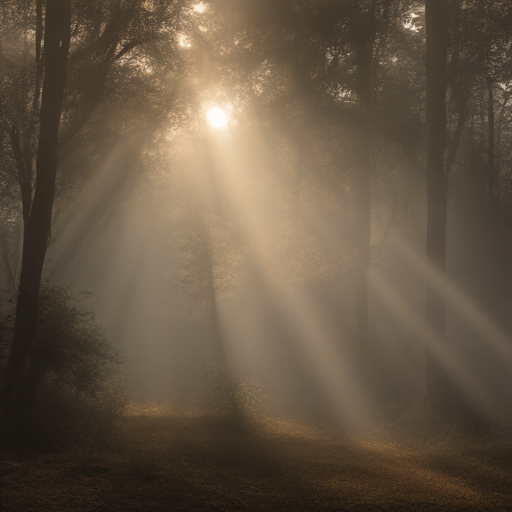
424, 0, 451, 411
0, 0, 72, 414
9, 124, 32, 224
445, 0, 467, 177
354, 25, 374, 363
487, 81, 496, 214
32, 0, 44, 113
205, 236, 225, 362
496, 92, 511, 184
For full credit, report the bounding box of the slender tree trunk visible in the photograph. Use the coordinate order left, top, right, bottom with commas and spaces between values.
354, 30, 374, 362
424, 0, 451, 410
203, 222, 243, 426
9, 124, 32, 224
0, 0, 72, 413
487, 81, 496, 213
32, 0, 44, 113
445, 104, 467, 177
205, 236, 225, 362
496, 92, 511, 184
445, 0, 467, 177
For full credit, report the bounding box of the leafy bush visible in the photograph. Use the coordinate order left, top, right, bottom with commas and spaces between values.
0, 284, 127, 444
35, 285, 122, 398
198, 361, 269, 422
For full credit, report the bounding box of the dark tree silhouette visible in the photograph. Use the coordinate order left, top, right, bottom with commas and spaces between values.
0, 0, 72, 413
353, 6, 376, 363
424, 0, 451, 411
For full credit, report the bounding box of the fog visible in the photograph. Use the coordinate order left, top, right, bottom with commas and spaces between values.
26, 105, 512, 430
1, 2, 512, 508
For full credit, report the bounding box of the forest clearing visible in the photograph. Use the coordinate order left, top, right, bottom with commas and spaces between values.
2, 407, 512, 511
2, 0, 512, 509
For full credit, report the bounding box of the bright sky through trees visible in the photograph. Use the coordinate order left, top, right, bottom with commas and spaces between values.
193, 2, 206, 13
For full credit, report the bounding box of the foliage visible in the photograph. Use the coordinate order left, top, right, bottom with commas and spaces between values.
0, 284, 126, 442
1, 0, 511, 430
35, 285, 122, 397
198, 360, 268, 419
64, 429, 103, 475
0, 0, 186, 289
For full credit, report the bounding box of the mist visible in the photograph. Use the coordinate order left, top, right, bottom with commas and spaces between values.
1, 0, 512, 509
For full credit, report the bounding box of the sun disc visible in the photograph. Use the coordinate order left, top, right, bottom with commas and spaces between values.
207, 107, 228, 128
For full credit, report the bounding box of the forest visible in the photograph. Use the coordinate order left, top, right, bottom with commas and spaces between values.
1, 0, 512, 510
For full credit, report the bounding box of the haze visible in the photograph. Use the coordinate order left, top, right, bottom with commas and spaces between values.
1, 1, 512, 509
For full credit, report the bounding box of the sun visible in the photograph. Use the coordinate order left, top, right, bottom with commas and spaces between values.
207, 107, 228, 128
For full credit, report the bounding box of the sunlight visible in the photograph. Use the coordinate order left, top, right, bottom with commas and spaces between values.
403, 11, 421, 32
370, 270, 498, 420
178, 34, 191, 48
389, 230, 512, 368
207, 107, 228, 128
193, 2, 207, 13
196, 126, 372, 432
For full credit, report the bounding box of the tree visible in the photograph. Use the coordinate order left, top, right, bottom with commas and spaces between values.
0, 0, 184, 413
0, 0, 72, 414
450, 1, 512, 217
205, 0, 417, 362
424, 0, 451, 411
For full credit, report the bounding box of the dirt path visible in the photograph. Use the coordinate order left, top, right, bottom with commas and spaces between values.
1, 415, 511, 510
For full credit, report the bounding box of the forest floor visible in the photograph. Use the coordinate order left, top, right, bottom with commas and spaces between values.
1, 406, 512, 511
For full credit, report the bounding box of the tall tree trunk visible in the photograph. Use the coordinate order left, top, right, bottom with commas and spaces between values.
496, 92, 511, 183
487, 81, 496, 214
354, 28, 374, 362
203, 221, 243, 425
445, 0, 467, 177
205, 235, 225, 362
424, 0, 451, 410
32, 0, 44, 113
1, 240, 15, 292
0, 0, 72, 414
9, 123, 32, 224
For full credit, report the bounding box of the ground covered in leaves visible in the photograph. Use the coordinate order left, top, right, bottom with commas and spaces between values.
1, 407, 512, 511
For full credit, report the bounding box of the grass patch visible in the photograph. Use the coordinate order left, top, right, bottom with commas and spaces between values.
126, 440, 161, 480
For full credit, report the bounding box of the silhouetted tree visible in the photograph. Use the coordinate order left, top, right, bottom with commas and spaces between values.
0, 0, 72, 414
423, 0, 451, 411
0, 0, 184, 413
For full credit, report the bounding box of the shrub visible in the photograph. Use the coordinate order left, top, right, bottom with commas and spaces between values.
198, 360, 269, 423
0, 284, 127, 445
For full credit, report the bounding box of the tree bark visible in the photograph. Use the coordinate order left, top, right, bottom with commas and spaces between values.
0, 0, 72, 414
9, 123, 32, 224
424, 0, 451, 410
445, 0, 467, 177
32, 0, 44, 113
